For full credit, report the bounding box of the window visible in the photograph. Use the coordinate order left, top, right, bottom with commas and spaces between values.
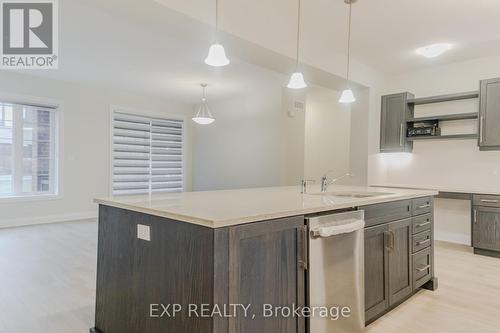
112, 111, 184, 196
0, 101, 58, 198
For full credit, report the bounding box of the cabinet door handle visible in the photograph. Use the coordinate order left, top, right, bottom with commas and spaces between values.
418, 203, 431, 209
474, 209, 478, 224
480, 199, 499, 203
384, 231, 391, 251
416, 239, 430, 246
416, 221, 431, 228
416, 265, 430, 272
400, 123, 404, 146
389, 231, 395, 250
298, 226, 308, 270
479, 115, 484, 143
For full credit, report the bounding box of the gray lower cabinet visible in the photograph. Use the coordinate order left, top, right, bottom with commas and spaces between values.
473, 206, 500, 252
364, 219, 412, 323
479, 77, 500, 150
364, 224, 390, 322
227, 217, 306, 333
363, 197, 435, 324
387, 219, 413, 305
380, 92, 414, 153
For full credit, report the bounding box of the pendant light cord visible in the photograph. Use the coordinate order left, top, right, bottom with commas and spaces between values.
215, 0, 219, 33
295, 0, 302, 69
200, 83, 208, 102
346, 2, 352, 80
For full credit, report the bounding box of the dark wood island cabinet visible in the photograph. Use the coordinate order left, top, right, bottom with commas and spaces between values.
91, 188, 437, 333
92, 206, 306, 333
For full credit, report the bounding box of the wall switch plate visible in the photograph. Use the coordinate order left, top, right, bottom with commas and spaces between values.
137, 224, 151, 241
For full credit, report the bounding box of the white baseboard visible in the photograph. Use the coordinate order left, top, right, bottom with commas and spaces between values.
435, 231, 470, 246
0, 211, 97, 229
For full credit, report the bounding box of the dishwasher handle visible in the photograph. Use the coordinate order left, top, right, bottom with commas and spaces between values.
310, 219, 365, 238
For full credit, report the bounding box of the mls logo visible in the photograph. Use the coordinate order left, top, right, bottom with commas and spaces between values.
1, 0, 58, 69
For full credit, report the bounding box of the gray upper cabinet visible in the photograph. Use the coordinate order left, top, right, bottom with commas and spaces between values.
479, 77, 500, 150
380, 92, 414, 152
228, 217, 306, 333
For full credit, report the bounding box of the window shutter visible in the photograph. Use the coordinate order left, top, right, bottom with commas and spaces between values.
112, 111, 184, 196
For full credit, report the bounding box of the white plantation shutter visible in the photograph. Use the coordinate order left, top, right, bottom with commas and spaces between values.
112, 111, 184, 196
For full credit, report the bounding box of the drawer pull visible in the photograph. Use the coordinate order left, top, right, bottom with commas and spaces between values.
416, 265, 430, 272
480, 199, 499, 203
416, 239, 430, 246
417, 203, 431, 209
416, 221, 431, 228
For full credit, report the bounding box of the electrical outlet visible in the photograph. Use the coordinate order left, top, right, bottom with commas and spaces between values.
137, 224, 151, 241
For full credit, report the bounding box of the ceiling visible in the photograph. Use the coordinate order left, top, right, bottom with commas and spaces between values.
156, 0, 500, 75
12, 0, 500, 102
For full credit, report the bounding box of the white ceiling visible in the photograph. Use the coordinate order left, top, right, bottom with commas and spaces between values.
19, 0, 301, 103
11, 0, 500, 102
156, 0, 500, 74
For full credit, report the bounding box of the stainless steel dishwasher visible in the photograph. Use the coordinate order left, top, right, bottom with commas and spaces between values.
307, 210, 365, 333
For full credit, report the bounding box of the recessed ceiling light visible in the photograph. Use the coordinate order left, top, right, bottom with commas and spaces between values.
416, 43, 452, 58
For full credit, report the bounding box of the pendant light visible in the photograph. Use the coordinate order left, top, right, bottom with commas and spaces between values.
287, 0, 307, 89
205, 0, 230, 67
339, 0, 356, 104
192, 84, 215, 125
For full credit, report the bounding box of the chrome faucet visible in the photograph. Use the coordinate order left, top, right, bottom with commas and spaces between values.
301, 179, 315, 194
321, 172, 352, 192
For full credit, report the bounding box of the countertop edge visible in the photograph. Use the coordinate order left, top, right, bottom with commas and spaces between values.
94, 190, 438, 229
372, 183, 500, 196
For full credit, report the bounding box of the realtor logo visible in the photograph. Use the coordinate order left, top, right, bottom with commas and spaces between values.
1, 0, 58, 69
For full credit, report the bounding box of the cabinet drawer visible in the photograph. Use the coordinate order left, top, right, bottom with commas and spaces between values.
473, 194, 500, 208
412, 214, 432, 235
413, 230, 431, 253
412, 197, 432, 216
413, 248, 432, 289
362, 200, 412, 227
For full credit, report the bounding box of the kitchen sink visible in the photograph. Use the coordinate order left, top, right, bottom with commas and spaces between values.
310, 191, 394, 198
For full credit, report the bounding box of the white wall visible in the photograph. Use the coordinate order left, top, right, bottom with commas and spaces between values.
304, 86, 351, 181
349, 88, 370, 185
368, 55, 500, 244
192, 78, 284, 191
192, 82, 354, 191
0, 72, 192, 228
281, 88, 306, 186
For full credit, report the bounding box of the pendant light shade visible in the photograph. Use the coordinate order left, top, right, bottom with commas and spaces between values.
192, 84, 215, 125
287, 0, 307, 89
287, 72, 307, 89
339, 89, 356, 104
205, 43, 230, 67
205, 0, 229, 67
339, 0, 357, 104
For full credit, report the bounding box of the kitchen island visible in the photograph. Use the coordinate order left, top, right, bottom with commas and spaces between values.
91, 185, 438, 333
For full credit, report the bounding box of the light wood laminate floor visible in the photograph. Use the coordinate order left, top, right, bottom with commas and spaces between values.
0, 221, 499, 332
0, 220, 97, 333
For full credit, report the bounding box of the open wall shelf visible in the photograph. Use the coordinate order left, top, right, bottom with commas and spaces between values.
407, 91, 479, 105
407, 134, 478, 141
406, 112, 479, 123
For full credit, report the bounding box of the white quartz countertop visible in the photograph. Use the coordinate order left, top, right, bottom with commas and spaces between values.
94, 185, 438, 228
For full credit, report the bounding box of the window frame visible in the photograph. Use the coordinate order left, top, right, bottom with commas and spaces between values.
109, 105, 187, 196
0, 93, 62, 202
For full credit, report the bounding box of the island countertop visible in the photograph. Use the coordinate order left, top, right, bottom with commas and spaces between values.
94, 185, 438, 228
